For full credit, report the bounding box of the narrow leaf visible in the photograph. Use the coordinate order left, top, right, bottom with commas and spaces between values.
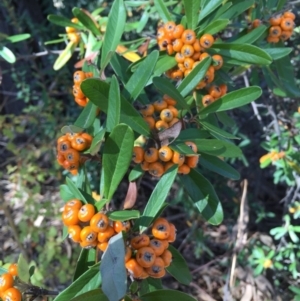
199, 0, 223, 22
107, 75, 121, 132
74, 101, 98, 129
140, 290, 197, 301
125, 50, 159, 102
101, 232, 127, 301
0, 46, 16, 63
180, 169, 223, 225
103, 124, 134, 200
107, 210, 140, 221
72, 8, 100, 36
53, 41, 77, 70
101, 0, 126, 68
184, 0, 200, 30
153, 0, 172, 22
139, 166, 178, 232
199, 86, 262, 116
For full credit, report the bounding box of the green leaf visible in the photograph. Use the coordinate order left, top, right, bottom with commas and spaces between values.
61, 125, 83, 134
152, 55, 177, 78
3, 33, 30, 44
70, 289, 108, 301
152, 77, 190, 111
60, 184, 75, 201
140, 278, 163, 296
54, 263, 101, 301
107, 210, 140, 221
216, 111, 235, 127
47, 14, 84, 30
200, 19, 229, 35
101, 0, 126, 68
88, 126, 106, 155
103, 124, 134, 200
81, 79, 150, 136
74, 101, 98, 129
210, 43, 272, 65
153, 0, 172, 22
101, 232, 127, 301
184, 0, 200, 29
177, 57, 211, 97
220, 0, 254, 19
53, 41, 77, 70
264, 48, 293, 60
72, 8, 100, 36
107, 75, 121, 132
140, 290, 197, 301
180, 168, 223, 225
233, 25, 267, 44
176, 128, 210, 141
200, 120, 239, 139
0, 46, 16, 63
128, 165, 144, 182
199, 153, 240, 180
66, 178, 95, 204
199, 0, 223, 22
199, 87, 262, 116
139, 166, 178, 232
17, 254, 30, 282
166, 245, 192, 285
125, 51, 159, 102
73, 249, 97, 281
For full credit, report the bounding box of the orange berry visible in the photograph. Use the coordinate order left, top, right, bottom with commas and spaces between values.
178, 163, 190, 174
158, 146, 174, 162
74, 97, 87, 107
125, 258, 144, 278
208, 85, 222, 99
133, 146, 145, 164
193, 39, 202, 52
172, 38, 184, 52
267, 36, 279, 43
68, 33, 80, 43
219, 84, 227, 96
183, 57, 195, 69
199, 34, 214, 49
71, 136, 89, 151
185, 155, 199, 168
160, 109, 174, 122
252, 19, 262, 28
148, 162, 165, 177
8, 264, 18, 277
200, 52, 210, 61
166, 44, 174, 55
202, 94, 214, 106
280, 30, 293, 41
167, 106, 178, 118
212, 54, 223, 70
78, 204, 95, 222
68, 225, 82, 243
152, 218, 171, 240
167, 223, 177, 242
181, 44, 195, 58
80, 240, 97, 249
113, 220, 131, 233
145, 257, 166, 278
136, 247, 156, 268
0, 273, 14, 292
73, 85, 85, 99
62, 208, 80, 226
131, 234, 150, 250
97, 242, 108, 252
144, 116, 155, 130
269, 26, 282, 38
192, 51, 201, 61
172, 151, 185, 166
173, 24, 185, 39
184, 141, 197, 153
181, 29, 196, 44
153, 99, 168, 112
57, 140, 71, 153
175, 52, 185, 63
125, 246, 132, 262
144, 148, 159, 163
280, 18, 294, 31
283, 11, 295, 20
64, 199, 83, 212
157, 27, 167, 40
164, 161, 175, 171
80, 226, 97, 243
164, 21, 176, 35
149, 239, 166, 256
163, 95, 177, 106
158, 37, 171, 50
140, 104, 155, 116
73, 71, 86, 85
161, 249, 173, 267
64, 149, 80, 164
269, 15, 282, 26
2, 287, 22, 301
90, 212, 109, 233
80, 133, 93, 145
140, 160, 150, 171
170, 69, 183, 81
97, 226, 116, 243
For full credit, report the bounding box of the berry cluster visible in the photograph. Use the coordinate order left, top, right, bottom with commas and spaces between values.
65, 18, 81, 44
200, 83, 227, 107
73, 71, 93, 107
125, 218, 175, 279
56, 132, 93, 175
251, 11, 295, 43
0, 264, 21, 301
62, 199, 130, 251
157, 22, 224, 90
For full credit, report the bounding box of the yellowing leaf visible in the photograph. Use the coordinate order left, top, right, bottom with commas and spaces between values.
116, 45, 141, 62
